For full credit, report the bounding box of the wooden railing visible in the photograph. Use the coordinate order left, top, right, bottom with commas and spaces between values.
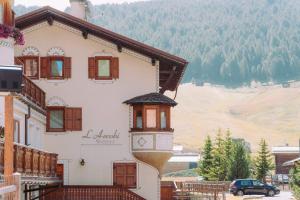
0, 142, 57, 177
41, 185, 146, 200
21, 75, 46, 110
0, 174, 21, 200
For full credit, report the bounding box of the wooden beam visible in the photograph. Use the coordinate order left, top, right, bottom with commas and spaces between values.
117, 44, 123, 53
47, 16, 54, 26
159, 66, 177, 94
82, 30, 88, 39
4, 95, 14, 176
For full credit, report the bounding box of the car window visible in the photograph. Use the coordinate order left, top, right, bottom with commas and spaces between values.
253, 180, 264, 186
240, 180, 252, 186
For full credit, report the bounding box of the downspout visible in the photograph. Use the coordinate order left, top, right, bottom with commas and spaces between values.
25, 105, 31, 146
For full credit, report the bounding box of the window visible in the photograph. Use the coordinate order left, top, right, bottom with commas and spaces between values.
253, 180, 264, 186
88, 56, 119, 80
97, 58, 111, 78
13, 120, 20, 143
15, 56, 39, 79
113, 163, 137, 189
47, 107, 64, 132
46, 107, 82, 132
132, 105, 171, 131
50, 58, 64, 78
145, 107, 158, 129
240, 180, 252, 186
40, 57, 71, 79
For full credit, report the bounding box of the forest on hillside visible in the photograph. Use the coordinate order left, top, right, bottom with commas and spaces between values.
15, 0, 300, 87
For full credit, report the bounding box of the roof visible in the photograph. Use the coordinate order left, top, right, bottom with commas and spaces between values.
282, 157, 300, 166
168, 155, 200, 163
272, 146, 300, 154
15, 6, 188, 92
124, 93, 177, 106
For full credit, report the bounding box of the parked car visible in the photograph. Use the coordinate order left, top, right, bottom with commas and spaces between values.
229, 179, 280, 196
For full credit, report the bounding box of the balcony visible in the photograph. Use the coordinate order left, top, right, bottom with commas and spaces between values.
20, 75, 46, 110
0, 142, 58, 178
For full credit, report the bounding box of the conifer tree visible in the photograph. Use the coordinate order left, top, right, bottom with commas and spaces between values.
254, 139, 273, 183
290, 163, 300, 200
209, 130, 226, 181
224, 129, 233, 180
228, 141, 250, 180
198, 136, 213, 180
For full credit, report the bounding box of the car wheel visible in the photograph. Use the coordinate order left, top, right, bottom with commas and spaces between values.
267, 190, 275, 197
237, 190, 244, 196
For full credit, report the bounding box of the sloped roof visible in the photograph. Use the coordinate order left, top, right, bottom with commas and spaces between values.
15, 6, 188, 92
124, 93, 177, 106
272, 146, 300, 154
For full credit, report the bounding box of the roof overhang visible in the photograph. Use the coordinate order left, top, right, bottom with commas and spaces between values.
15, 6, 188, 92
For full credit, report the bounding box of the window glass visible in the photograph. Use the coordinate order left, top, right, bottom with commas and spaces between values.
25, 59, 38, 77
161, 111, 167, 129
97, 60, 110, 77
240, 180, 252, 186
50, 110, 64, 129
13, 120, 20, 143
146, 109, 157, 128
51, 60, 63, 77
136, 110, 143, 129
253, 180, 264, 186
0, 6, 3, 24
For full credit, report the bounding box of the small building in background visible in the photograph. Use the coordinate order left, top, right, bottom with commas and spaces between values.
272, 146, 300, 175
162, 145, 200, 174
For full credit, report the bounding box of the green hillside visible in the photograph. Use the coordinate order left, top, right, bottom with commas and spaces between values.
15, 0, 300, 87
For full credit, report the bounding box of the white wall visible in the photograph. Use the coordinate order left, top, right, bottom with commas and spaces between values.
15, 22, 160, 200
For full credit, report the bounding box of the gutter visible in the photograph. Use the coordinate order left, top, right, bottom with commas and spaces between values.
25, 105, 31, 146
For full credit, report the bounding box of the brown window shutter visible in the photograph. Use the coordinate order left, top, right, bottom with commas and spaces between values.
126, 163, 137, 188
64, 108, 73, 131
72, 108, 82, 131
64, 57, 72, 79
111, 57, 119, 79
40, 57, 50, 78
88, 57, 96, 79
113, 163, 126, 187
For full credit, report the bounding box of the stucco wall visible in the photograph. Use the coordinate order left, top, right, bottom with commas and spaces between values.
15, 22, 160, 200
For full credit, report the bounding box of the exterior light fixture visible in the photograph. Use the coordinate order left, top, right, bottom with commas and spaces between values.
80, 158, 85, 166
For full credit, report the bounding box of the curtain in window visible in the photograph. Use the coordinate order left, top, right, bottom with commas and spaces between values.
51, 60, 63, 76
98, 60, 110, 77
146, 109, 157, 128
160, 111, 167, 129
50, 110, 64, 129
25, 59, 38, 77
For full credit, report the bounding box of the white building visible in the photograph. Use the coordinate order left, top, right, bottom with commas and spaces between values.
11, 2, 188, 199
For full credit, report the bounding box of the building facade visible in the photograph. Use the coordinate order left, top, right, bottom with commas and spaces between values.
13, 4, 188, 200
272, 146, 300, 175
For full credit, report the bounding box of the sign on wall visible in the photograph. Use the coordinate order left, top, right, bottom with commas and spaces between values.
81, 129, 121, 145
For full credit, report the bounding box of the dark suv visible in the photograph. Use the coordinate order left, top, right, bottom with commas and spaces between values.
230, 179, 280, 196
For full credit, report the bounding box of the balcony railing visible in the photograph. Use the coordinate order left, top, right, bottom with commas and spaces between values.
0, 142, 58, 177
21, 75, 46, 110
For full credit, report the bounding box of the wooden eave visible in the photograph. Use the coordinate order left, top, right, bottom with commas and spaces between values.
15, 6, 188, 92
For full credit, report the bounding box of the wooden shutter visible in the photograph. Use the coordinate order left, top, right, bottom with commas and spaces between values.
64, 57, 72, 79
40, 57, 50, 78
64, 108, 73, 131
126, 163, 137, 188
113, 163, 126, 187
64, 107, 82, 131
88, 57, 96, 79
111, 57, 119, 79
72, 108, 82, 131
113, 163, 137, 188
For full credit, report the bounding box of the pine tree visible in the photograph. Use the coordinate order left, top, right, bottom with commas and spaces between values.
209, 130, 227, 181
254, 139, 274, 183
224, 129, 233, 180
228, 141, 250, 180
290, 163, 300, 200
198, 136, 213, 180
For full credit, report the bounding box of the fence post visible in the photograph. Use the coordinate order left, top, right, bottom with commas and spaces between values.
13, 173, 21, 200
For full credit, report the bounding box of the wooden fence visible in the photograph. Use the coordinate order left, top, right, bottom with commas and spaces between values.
0, 174, 21, 200
40, 185, 146, 200
172, 181, 230, 200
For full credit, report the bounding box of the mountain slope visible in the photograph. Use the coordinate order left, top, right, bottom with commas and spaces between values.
15, 0, 300, 87
168, 84, 300, 151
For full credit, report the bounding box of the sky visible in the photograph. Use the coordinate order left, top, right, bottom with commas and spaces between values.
14, 0, 145, 11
